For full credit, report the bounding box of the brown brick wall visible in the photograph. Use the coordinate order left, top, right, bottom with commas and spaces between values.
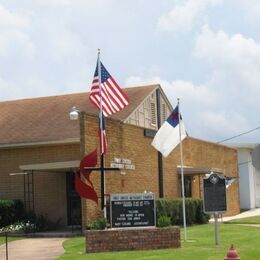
0, 114, 240, 229
0, 144, 80, 226
85, 227, 180, 253
84, 115, 240, 224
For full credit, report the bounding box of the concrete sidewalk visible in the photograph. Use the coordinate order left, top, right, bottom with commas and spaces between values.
210, 208, 260, 222
0, 237, 66, 260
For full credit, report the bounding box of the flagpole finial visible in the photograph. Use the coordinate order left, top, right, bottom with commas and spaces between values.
98, 48, 100, 54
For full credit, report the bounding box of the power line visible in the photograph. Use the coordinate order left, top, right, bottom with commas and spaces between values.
217, 126, 260, 143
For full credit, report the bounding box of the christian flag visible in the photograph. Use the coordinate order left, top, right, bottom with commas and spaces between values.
89, 61, 129, 117
152, 105, 187, 157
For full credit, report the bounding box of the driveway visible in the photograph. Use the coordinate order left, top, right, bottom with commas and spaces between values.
0, 237, 66, 260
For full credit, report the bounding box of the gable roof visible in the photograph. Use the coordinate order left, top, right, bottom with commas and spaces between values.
0, 84, 159, 147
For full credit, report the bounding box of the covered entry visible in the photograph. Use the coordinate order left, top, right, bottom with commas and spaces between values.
177, 166, 224, 199
19, 160, 82, 228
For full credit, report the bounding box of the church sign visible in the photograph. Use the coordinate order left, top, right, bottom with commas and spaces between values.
110, 158, 135, 171
110, 193, 155, 228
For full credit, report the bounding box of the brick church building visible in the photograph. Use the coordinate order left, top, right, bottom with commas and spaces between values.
0, 84, 240, 229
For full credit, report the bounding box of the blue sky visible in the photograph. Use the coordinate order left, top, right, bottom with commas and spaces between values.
1, 0, 260, 143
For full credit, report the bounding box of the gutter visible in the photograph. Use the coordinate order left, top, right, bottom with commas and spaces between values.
0, 138, 79, 149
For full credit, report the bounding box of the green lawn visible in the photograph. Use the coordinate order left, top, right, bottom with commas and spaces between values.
59, 223, 260, 259
0, 235, 22, 245
225, 215, 260, 224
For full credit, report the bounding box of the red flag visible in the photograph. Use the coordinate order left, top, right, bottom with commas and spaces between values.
99, 113, 107, 154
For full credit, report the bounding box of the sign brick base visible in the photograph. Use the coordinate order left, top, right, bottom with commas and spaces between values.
85, 227, 181, 253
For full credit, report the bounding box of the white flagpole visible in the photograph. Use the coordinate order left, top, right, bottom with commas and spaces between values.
178, 98, 187, 241
97, 49, 107, 219
97, 49, 104, 153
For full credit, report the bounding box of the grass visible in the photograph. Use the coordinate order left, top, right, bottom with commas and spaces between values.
225, 215, 260, 224
59, 223, 260, 259
0, 235, 23, 245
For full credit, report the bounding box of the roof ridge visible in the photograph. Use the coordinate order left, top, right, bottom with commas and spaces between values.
0, 84, 159, 104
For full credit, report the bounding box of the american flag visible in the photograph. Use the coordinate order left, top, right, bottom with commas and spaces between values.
89, 60, 129, 154
89, 61, 129, 117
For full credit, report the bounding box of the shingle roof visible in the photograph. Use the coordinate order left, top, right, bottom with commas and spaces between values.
0, 85, 158, 146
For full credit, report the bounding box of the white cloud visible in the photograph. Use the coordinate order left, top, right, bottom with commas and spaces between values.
192, 25, 260, 139
0, 78, 17, 100
126, 62, 255, 141
0, 4, 35, 60
157, 0, 223, 32
163, 80, 218, 107
195, 25, 260, 65
34, 0, 72, 6
201, 111, 249, 139
125, 28, 260, 142
194, 25, 260, 92
125, 76, 218, 107
125, 75, 225, 138
0, 30, 35, 59
235, 1, 260, 16
43, 26, 88, 63
0, 4, 30, 30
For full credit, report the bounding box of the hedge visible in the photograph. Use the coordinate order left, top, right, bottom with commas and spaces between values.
0, 200, 26, 228
156, 198, 210, 226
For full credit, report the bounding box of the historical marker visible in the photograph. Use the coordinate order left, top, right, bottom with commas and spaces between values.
203, 172, 227, 246
203, 172, 227, 213
110, 193, 156, 228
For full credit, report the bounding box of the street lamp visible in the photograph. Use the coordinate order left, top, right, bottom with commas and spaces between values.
69, 106, 80, 121
69, 106, 87, 230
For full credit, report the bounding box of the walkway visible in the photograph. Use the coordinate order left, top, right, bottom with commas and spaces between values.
0, 237, 66, 260
210, 208, 260, 222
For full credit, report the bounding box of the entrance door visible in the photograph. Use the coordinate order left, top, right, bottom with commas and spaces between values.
254, 170, 260, 207
180, 176, 192, 197
184, 176, 192, 197
66, 172, 82, 226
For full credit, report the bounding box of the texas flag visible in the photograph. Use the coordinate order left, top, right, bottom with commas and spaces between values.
152, 105, 187, 157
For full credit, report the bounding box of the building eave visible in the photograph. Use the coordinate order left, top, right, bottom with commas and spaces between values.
20, 160, 80, 172
226, 143, 259, 149
0, 138, 79, 149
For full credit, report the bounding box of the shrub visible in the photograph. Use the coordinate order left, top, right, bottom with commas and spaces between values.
0, 220, 38, 233
157, 215, 171, 227
0, 200, 26, 228
24, 211, 48, 232
0, 200, 51, 233
87, 218, 108, 230
156, 198, 210, 226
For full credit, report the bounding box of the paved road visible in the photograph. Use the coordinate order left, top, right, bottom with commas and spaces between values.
0, 237, 66, 260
